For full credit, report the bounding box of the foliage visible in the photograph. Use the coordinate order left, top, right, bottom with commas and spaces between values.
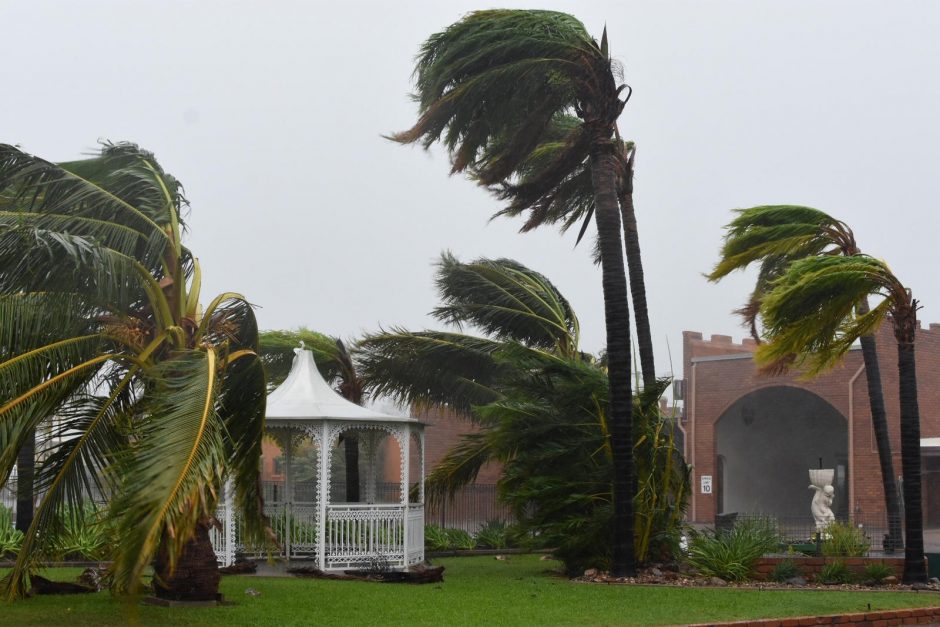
771, 559, 801, 583
862, 562, 895, 584
0, 142, 270, 598
821, 522, 871, 558
0, 505, 23, 558
50, 506, 114, 561
423, 525, 475, 551
818, 560, 854, 584
687, 518, 779, 582
423, 525, 451, 551
360, 255, 688, 574
4, 557, 940, 626
473, 520, 510, 550
258, 329, 342, 390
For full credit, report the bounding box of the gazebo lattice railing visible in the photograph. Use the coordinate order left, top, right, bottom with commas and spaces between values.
211, 346, 425, 570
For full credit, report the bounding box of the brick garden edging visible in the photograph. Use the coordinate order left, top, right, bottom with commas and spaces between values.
689, 605, 940, 626
752, 556, 910, 581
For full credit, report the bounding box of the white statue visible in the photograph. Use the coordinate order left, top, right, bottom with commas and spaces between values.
809, 469, 835, 531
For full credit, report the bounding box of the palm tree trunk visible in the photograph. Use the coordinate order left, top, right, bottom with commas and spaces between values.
896, 339, 926, 583
618, 147, 656, 390
590, 148, 636, 577
153, 519, 222, 601
856, 300, 902, 551
14, 428, 34, 533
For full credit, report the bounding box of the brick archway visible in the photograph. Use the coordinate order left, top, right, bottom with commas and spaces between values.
715, 386, 848, 520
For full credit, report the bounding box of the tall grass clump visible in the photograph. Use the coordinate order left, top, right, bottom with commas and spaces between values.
821, 522, 870, 557
0, 505, 23, 558
688, 517, 779, 581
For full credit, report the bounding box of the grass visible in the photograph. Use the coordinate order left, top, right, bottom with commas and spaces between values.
2, 555, 938, 626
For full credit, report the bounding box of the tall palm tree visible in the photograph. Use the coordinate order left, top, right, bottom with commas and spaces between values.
708, 205, 902, 550
259, 329, 364, 501
0, 143, 269, 600
391, 9, 637, 575
756, 254, 926, 583
358, 254, 687, 572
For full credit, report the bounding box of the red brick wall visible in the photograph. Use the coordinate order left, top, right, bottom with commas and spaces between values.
683, 321, 940, 525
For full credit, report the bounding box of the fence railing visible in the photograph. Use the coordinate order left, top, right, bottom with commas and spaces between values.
260, 480, 512, 533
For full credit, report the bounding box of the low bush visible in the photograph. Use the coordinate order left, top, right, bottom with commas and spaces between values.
862, 562, 895, 584
771, 559, 801, 583
0, 505, 23, 558
52, 506, 113, 561
424, 524, 451, 551
445, 528, 475, 550
818, 560, 854, 584
687, 517, 779, 582
821, 522, 870, 557
424, 525, 475, 551
474, 520, 509, 549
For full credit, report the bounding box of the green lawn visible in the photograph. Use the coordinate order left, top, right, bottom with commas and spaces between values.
2, 555, 938, 626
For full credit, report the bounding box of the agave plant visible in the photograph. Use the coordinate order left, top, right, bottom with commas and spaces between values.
0, 142, 269, 600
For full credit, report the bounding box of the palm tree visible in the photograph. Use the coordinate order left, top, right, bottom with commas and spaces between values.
391, 9, 637, 575
756, 254, 926, 583
358, 254, 688, 572
0, 143, 269, 600
707, 205, 902, 550
259, 329, 364, 501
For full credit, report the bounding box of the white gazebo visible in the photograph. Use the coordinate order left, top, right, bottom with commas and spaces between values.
214, 345, 425, 571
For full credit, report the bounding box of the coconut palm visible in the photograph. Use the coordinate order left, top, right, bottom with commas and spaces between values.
259, 329, 364, 501
756, 254, 926, 583
391, 9, 637, 575
358, 254, 688, 572
0, 143, 269, 600
707, 205, 902, 550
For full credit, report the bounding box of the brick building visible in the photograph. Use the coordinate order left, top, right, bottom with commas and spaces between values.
679, 321, 940, 528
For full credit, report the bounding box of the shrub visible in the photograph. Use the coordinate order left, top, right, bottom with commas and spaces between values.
771, 559, 801, 583
0, 505, 23, 558
862, 562, 895, 584
444, 528, 475, 550
474, 520, 509, 549
424, 524, 450, 551
821, 522, 870, 557
818, 560, 853, 584
687, 517, 779, 582
52, 506, 113, 561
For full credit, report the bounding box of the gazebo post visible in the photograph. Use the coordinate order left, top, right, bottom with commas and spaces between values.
283, 432, 294, 561
318, 420, 330, 571
362, 431, 377, 504
402, 426, 411, 555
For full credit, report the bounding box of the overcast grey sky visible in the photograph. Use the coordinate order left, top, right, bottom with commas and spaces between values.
3, 0, 939, 378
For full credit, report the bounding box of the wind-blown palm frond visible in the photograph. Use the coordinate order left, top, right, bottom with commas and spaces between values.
356, 329, 505, 416
433, 252, 579, 356
110, 349, 226, 592
708, 205, 860, 338
390, 10, 612, 185
756, 255, 895, 374
259, 328, 342, 389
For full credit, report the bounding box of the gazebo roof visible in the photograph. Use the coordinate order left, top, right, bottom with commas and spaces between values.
265, 346, 418, 425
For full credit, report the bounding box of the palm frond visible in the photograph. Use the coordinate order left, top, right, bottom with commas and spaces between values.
756, 255, 897, 375
432, 252, 580, 355
218, 351, 271, 548
355, 329, 505, 416
110, 349, 226, 594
